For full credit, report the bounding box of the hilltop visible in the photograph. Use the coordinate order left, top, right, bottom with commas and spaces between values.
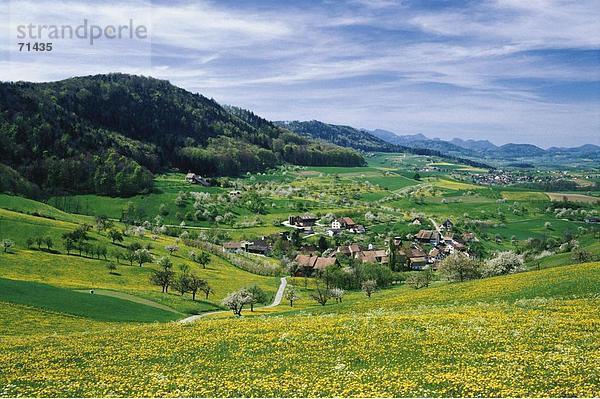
0, 74, 364, 197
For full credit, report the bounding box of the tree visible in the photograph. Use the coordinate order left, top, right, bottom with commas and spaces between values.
361, 279, 377, 298
284, 285, 300, 307
247, 285, 269, 312
44, 237, 53, 250
186, 275, 207, 301
172, 273, 190, 296
26, 237, 34, 249
157, 256, 173, 271
63, 238, 75, 255
2, 239, 15, 253
329, 287, 344, 303
482, 251, 524, 277
317, 236, 328, 252
134, 249, 153, 267
165, 245, 179, 256
406, 268, 433, 289
124, 250, 137, 266
438, 252, 482, 282
150, 269, 174, 293
222, 288, 254, 316
200, 283, 214, 300
106, 262, 118, 274
572, 247, 592, 263
311, 281, 330, 306
35, 237, 44, 250
193, 251, 211, 269
108, 229, 124, 244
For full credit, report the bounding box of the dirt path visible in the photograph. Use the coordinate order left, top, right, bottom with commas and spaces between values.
178, 276, 288, 323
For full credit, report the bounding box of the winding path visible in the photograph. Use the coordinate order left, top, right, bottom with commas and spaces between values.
178, 276, 288, 323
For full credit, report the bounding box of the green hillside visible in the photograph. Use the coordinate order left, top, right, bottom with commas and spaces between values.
0, 262, 598, 397
0, 74, 364, 197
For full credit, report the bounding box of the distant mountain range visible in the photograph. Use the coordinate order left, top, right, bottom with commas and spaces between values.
369, 129, 599, 160
276, 120, 492, 169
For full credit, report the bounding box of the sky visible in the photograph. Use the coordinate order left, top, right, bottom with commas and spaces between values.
1, 0, 599, 147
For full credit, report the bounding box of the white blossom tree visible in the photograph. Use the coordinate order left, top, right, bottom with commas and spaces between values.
483, 251, 524, 277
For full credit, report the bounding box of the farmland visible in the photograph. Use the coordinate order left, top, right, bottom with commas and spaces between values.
0, 152, 598, 397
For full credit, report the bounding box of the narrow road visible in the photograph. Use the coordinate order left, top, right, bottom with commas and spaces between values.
178, 276, 288, 323
429, 217, 441, 233
266, 276, 287, 308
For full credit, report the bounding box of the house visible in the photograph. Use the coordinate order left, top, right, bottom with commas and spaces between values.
333, 244, 364, 258
185, 173, 210, 186
428, 247, 442, 262
441, 219, 454, 231
331, 217, 356, 230
289, 214, 318, 228
244, 239, 272, 255
411, 218, 422, 225
223, 241, 243, 253
357, 250, 388, 264
415, 230, 440, 244
584, 217, 600, 224
326, 228, 342, 237
443, 233, 454, 244
294, 255, 338, 276
409, 257, 428, 270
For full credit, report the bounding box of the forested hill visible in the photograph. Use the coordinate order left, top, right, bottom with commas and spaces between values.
275, 120, 404, 153
277, 120, 493, 169
0, 74, 364, 197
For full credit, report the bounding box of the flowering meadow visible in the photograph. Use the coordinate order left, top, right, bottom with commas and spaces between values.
1, 262, 598, 397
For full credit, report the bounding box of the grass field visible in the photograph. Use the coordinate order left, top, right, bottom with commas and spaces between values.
0, 262, 598, 397
546, 192, 599, 204
0, 278, 179, 322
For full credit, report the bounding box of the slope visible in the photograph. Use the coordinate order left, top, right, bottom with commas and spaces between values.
1, 262, 597, 397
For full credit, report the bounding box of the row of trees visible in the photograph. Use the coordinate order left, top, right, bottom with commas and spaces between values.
149, 257, 214, 301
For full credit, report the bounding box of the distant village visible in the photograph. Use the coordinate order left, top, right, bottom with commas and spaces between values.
222, 211, 478, 277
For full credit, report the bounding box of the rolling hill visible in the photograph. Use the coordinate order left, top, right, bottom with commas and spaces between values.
0, 74, 364, 197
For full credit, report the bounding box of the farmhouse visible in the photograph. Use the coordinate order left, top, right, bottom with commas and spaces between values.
185, 173, 210, 186
441, 219, 454, 231
356, 250, 388, 264
331, 217, 356, 230
222, 242, 243, 253
294, 254, 338, 276
415, 230, 440, 244
245, 239, 271, 255
289, 214, 318, 228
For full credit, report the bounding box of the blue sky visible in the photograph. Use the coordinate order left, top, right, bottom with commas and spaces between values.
1, 0, 599, 147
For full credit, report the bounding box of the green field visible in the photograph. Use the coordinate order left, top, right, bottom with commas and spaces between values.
0, 262, 598, 397
1, 152, 599, 397
0, 278, 180, 322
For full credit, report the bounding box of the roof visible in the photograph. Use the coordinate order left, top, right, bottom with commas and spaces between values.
349, 244, 363, 253
295, 255, 317, 268
295, 255, 336, 270
416, 230, 438, 240
410, 248, 427, 257
429, 248, 440, 256
314, 257, 337, 270
223, 242, 242, 249
336, 217, 356, 225
186, 173, 196, 178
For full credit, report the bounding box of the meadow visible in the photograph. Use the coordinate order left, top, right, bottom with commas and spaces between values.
0, 262, 598, 397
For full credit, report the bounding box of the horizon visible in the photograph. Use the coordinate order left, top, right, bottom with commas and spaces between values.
2, 0, 599, 147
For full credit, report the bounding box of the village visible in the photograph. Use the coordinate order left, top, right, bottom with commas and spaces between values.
222, 211, 477, 277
